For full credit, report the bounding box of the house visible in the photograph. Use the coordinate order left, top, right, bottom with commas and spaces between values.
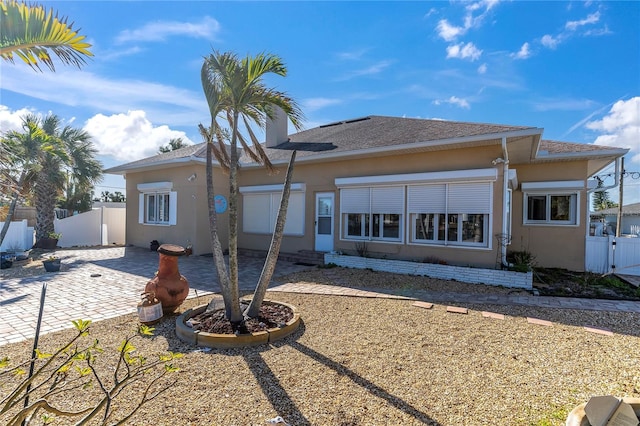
590, 203, 640, 237
105, 115, 628, 272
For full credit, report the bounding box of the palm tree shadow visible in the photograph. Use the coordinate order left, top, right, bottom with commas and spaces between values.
242, 349, 312, 426
255, 322, 441, 425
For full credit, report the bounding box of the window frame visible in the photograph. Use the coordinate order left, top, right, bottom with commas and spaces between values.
339, 186, 404, 243
137, 182, 177, 226
523, 191, 579, 226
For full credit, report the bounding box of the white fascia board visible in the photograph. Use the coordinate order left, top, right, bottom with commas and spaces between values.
137, 182, 173, 192
521, 180, 584, 191
335, 168, 498, 187
106, 157, 203, 175
508, 169, 518, 190
239, 183, 306, 193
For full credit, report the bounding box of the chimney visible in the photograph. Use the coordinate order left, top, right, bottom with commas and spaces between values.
265, 106, 288, 148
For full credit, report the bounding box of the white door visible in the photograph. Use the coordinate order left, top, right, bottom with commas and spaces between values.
315, 193, 334, 252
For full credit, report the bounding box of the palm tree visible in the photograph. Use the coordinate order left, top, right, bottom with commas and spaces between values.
158, 138, 189, 154
33, 115, 102, 242
0, 114, 58, 247
0, 0, 93, 71
200, 50, 303, 323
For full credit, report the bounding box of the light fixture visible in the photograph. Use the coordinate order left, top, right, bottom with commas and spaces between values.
187, 173, 197, 182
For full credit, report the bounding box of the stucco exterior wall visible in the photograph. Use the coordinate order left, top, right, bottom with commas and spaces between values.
124, 164, 230, 256
510, 161, 589, 271
237, 145, 506, 268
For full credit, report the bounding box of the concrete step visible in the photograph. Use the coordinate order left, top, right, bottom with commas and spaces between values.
238, 248, 325, 266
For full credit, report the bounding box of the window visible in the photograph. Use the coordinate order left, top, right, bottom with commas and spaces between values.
524, 193, 578, 225
137, 182, 177, 225
340, 186, 404, 242
407, 182, 491, 247
240, 184, 305, 235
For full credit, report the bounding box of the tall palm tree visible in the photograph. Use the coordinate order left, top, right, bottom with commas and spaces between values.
200, 50, 303, 323
0, 0, 93, 71
33, 115, 102, 242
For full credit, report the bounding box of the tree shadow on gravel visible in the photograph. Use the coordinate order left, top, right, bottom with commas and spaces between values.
265, 322, 440, 425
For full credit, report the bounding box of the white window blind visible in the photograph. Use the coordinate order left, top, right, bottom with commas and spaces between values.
448, 183, 491, 214
407, 184, 446, 213
341, 188, 370, 213
270, 192, 305, 235
371, 187, 404, 214
243, 194, 271, 233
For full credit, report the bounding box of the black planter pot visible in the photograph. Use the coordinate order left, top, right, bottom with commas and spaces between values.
35, 238, 58, 250
43, 259, 61, 272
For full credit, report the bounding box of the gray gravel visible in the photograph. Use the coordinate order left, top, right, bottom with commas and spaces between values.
1, 268, 638, 426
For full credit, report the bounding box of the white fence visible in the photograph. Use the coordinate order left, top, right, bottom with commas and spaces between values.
55, 207, 126, 247
586, 236, 640, 276
0, 220, 35, 252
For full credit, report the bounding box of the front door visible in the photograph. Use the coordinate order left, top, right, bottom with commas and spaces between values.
315, 192, 334, 252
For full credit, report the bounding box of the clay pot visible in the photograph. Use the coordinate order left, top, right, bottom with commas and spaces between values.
144, 244, 189, 314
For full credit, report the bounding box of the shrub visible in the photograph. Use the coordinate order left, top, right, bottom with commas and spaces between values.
0, 320, 182, 425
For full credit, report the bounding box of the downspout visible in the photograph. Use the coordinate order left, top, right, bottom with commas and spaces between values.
501, 136, 511, 268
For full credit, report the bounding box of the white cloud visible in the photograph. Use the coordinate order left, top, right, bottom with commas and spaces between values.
566, 11, 600, 31
0, 66, 207, 128
115, 16, 220, 44
433, 96, 471, 109
541, 34, 560, 49
477, 63, 487, 74
437, 19, 466, 42
512, 42, 531, 59
437, 0, 500, 41
446, 42, 482, 61
84, 110, 194, 162
0, 105, 35, 134
336, 48, 370, 61
587, 97, 640, 163
335, 60, 393, 81
302, 98, 342, 112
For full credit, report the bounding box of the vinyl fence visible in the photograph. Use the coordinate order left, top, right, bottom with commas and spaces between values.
0, 220, 35, 252
585, 236, 640, 276
55, 207, 126, 247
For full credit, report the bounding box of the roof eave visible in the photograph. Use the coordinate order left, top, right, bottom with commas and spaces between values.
104, 156, 208, 175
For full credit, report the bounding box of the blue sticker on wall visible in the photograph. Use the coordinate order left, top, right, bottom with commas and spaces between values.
214, 195, 228, 214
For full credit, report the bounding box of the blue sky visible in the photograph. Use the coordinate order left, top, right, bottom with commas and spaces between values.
1, 0, 639, 204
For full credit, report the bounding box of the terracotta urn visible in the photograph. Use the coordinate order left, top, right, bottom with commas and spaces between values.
145, 244, 189, 314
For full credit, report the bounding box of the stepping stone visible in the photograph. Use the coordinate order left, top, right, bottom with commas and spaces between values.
481, 311, 505, 320
446, 306, 468, 314
527, 317, 553, 326
412, 301, 434, 309
583, 326, 613, 336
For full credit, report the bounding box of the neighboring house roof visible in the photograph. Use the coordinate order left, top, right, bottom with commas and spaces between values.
105, 115, 628, 174
591, 203, 640, 217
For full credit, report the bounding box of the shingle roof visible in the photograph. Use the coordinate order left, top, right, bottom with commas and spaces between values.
105, 115, 626, 173
592, 203, 640, 216
251, 115, 534, 162
539, 140, 620, 154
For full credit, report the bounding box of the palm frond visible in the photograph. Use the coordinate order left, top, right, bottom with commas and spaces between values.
0, 0, 93, 72
241, 115, 275, 174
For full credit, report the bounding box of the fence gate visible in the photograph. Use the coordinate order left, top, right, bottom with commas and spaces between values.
586, 236, 640, 276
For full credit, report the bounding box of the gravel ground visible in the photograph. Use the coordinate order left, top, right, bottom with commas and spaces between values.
1, 267, 639, 425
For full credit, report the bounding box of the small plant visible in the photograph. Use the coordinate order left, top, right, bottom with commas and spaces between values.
0, 320, 182, 425
44, 256, 59, 261
47, 232, 62, 240
507, 250, 536, 272
355, 241, 369, 258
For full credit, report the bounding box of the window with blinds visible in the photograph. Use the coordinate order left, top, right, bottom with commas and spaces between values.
407, 182, 492, 246
242, 191, 305, 235
340, 186, 404, 241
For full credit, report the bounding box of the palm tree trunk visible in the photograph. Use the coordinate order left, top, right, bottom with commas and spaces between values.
206, 141, 240, 318
245, 151, 297, 318
34, 173, 57, 242
225, 113, 243, 323
0, 171, 26, 248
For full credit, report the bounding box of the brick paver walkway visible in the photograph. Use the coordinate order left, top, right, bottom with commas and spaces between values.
1, 246, 639, 346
